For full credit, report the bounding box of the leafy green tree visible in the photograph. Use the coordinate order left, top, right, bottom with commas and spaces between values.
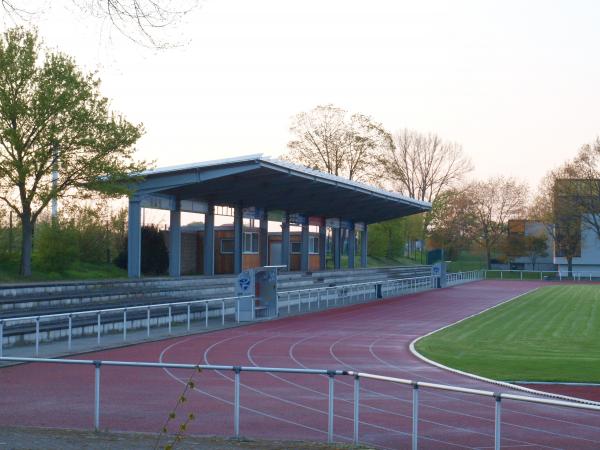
33, 220, 79, 272
0, 27, 146, 276
368, 218, 406, 259
428, 188, 477, 261
114, 225, 168, 276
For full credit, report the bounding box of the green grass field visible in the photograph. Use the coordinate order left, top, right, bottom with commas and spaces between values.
0, 258, 126, 283
415, 285, 600, 383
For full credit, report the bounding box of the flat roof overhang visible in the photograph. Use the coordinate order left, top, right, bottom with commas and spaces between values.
131, 154, 430, 224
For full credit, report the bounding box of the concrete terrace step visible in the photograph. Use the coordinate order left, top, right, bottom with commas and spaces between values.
0, 266, 431, 318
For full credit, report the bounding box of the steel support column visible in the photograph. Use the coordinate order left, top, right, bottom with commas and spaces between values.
333, 227, 341, 269
260, 213, 269, 266
348, 224, 356, 269
127, 198, 141, 278
281, 215, 290, 270
319, 225, 327, 270
301, 223, 309, 272
168, 207, 181, 277
234, 205, 243, 274
361, 226, 368, 268
203, 204, 215, 275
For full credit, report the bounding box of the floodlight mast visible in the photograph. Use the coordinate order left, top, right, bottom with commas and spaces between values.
51, 141, 59, 220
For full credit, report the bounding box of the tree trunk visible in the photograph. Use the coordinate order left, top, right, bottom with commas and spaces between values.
20, 211, 34, 277
567, 256, 573, 279
486, 247, 492, 270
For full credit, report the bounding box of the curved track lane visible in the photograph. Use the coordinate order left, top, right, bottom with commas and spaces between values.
1, 280, 599, 449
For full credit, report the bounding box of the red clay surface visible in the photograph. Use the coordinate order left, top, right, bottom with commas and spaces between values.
1, 280, 600, 449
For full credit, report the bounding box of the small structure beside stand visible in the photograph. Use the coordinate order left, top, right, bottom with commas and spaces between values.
235, 265, 284, 321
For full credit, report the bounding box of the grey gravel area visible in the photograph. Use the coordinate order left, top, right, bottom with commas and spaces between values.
0, 427, 371, 450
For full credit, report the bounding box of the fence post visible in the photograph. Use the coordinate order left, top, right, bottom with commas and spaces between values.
353, 374, 360, 444
122, 309, 127, 341
94, 360, 102, 431
146, 307, 151, 337
68, 315, 72, 350
494, 394, 502, 450
328, 372, 335, 443
97, 312, 101, 345
187, 303, 191, 331
221, 300, 225, 326
205, 302, 209, 327
412, 382, 419, 450
35, 317, 40, 356
0, 320, 3, 358
168, 306, 172, 335
233, 366, 241, 437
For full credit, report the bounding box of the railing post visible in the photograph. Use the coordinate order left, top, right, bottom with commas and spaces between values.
353, 374, 360, 444
168, 306, 172, 335
236, 298, 240, 323
328, 372, 335, 443
146, 307, 151, 337
221, 300, 225, 326
187, 303, 191, 331
233, 366, 241, 437
412, 382, 419, 450
494, 394, 502, 450
205, 302, 209, 327
288, 292, 291, 313
0, 320, 3, 358
97, 312, 101, 345
68, 315, 72, 350
35, 317, 40, 356
122, 309, 127, 341
94, 360, 101, 431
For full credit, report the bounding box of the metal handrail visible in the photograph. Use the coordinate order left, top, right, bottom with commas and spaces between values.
483, 269, 600, 281
0, 355, 598, 450
0, 272, 484, 358
0, 295, 253, 357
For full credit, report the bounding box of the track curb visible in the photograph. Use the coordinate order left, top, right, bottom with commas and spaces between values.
409, 285, 600, 407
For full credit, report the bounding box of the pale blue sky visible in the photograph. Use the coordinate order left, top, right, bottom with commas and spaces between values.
8, 0, 600, 188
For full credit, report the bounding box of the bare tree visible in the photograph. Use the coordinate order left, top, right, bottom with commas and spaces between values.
286, 104, 392, 181
1, 0, 199, 48
468, 177, 528, 269
558, 139, 600, 240
376, 129, 472, 203
531, 167, 583, 278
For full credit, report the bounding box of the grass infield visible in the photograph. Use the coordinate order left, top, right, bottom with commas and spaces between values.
415, 285, 600, 383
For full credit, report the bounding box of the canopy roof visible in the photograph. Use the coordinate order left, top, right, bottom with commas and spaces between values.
133, 154, 430, 224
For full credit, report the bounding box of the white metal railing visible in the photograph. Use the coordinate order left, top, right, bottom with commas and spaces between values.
483, 269, 600, 281
446, 270, 485, 286
0, 355, 598, 450
0, 295, 253, 357
1, 273, 486, 357
277, 275, 435, 314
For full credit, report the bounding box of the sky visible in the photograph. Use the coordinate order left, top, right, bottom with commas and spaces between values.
5, 0, 600, 190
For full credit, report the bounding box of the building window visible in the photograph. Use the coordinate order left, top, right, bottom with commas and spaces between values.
291, 242, 302, 254
221, 239, 234, 254
243, 232, 259, 254
309, 236, 319, 254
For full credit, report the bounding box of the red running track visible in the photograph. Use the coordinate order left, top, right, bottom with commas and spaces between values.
1, 280, 600, 449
